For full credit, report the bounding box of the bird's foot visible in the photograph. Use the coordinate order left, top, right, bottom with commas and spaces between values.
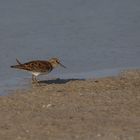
32, 79, 41, 86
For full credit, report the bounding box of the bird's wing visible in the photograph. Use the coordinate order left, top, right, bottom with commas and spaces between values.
11, 60, 53, 72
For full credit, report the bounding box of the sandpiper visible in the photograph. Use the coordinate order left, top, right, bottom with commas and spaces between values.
11, 58, 66, 83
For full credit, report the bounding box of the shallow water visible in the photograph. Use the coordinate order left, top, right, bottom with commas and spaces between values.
0, 0, 140, 95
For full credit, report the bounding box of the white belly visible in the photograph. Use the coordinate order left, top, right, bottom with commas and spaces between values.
31, 71, 50, 76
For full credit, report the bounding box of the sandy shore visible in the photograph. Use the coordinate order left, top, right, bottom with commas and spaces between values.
0, 70, 140, 140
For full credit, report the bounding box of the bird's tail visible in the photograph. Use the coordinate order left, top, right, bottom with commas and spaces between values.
11, 64, 22, 69
11, 58, 23, 69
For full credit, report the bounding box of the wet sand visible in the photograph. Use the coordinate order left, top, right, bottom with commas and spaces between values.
0, 70, 140, 140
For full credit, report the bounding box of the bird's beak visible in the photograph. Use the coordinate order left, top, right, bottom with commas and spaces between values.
59, 63, 66, 68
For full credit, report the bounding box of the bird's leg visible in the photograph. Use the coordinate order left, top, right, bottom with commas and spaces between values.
32, 75, 37, 83
32, 75, 35, 83
34, 76, 39, 83
32, 75, 40, 85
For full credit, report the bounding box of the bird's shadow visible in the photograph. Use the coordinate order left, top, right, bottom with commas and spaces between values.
39, 78, 85, 84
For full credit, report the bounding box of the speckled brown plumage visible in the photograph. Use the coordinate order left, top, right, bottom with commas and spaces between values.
11, 60, 53, 72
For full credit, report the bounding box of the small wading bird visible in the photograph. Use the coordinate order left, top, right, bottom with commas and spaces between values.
11, 58, 66, 84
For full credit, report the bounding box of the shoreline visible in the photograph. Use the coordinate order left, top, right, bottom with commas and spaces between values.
1, 67, 139, 96
0, 70, 140, 139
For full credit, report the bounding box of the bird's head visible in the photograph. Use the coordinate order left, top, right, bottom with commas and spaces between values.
49, 58, 66, 68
